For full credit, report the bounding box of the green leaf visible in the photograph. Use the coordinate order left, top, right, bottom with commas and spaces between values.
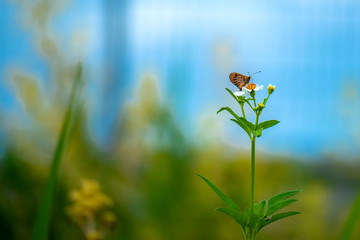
260, 211, 300, 229
197, 174, 241, 212
258, 120, 280, 130
244, 207, 251, 227
217, 106, 254, 137
217, 107, 241, 120
239, 117, 254, 131
254, 128, 263, 138
268, 189, 302, 208
230, 118, 253, 137
253, 201, 264, 217
216, 208, 245, 229
225, 88, 240, 102
257, 200, 267, 218
252, 200, 267, 228
266, 199, 298, 216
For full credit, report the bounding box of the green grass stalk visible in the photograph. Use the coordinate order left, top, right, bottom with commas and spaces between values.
339, 189, 360, 240
31, 63, 82, 240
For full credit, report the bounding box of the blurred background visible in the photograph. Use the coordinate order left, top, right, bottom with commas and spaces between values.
1, 0, 360, 239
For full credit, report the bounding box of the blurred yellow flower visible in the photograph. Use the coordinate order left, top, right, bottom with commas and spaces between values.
85, 230, 103, 240
66, 179, 116, 239
101, 211, 117, 230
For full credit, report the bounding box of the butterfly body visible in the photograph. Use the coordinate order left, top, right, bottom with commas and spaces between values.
229, 72, 251, 91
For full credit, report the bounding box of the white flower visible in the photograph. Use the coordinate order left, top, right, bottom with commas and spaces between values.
233, 91, 246, 97
244, 83, 264, 92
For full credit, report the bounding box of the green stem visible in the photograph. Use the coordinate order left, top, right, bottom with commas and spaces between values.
241, 103, 246, 120
249, 113, 260, 240
249, 136, 256, 239
244, 99, 255, 111
255, 112, 260, 127
263, 93, 270, 105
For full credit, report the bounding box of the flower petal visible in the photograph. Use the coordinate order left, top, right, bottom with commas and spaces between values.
254, 85, 264, 91
244, 88, 252, 92
234, 91, 245, 96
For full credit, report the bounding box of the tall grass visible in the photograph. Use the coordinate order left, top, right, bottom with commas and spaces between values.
340, 189, 360, 240
31, 63, 83, 240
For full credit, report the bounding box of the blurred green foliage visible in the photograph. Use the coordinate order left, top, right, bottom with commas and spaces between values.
1, 1, 360, 240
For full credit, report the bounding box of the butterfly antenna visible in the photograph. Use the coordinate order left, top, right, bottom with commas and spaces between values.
251, 71, 261, 76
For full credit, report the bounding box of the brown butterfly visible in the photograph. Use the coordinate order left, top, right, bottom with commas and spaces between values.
229, 71, 261, 91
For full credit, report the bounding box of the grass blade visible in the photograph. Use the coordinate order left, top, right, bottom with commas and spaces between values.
31, 63, 82, 240
339, 189, 360, 240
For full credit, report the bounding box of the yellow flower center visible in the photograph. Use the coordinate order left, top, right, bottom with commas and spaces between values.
246, 83, 257, 90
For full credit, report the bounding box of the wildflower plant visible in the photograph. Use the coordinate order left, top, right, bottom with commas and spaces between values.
66, 179, 116, 240
198, 81, 302, 240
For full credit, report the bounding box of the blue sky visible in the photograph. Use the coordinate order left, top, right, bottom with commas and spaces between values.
1, 0, 360, 159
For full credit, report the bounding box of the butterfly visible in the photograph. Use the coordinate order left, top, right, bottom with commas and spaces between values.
229, 71, 261, 91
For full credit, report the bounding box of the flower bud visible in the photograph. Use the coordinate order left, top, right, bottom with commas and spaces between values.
258, 103, 265, 109
267, 84, 276, 94
237, 96, 245, 103
250, 90, 256, 98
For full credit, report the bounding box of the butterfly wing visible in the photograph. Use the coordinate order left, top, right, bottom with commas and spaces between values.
229, 72, 250, 90
229, 72, 240, 88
